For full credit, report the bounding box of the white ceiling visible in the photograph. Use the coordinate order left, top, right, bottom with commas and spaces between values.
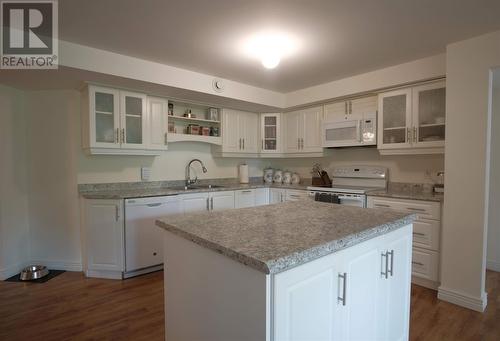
58, 0, 500, 92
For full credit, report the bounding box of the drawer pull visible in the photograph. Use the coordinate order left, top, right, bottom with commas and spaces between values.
412, 261, 425, 266
381, 251, 389, 279
374, 203, 391, 208
413, 232, 426, 236
241, 190, 252, 193
406, 207, 426, 212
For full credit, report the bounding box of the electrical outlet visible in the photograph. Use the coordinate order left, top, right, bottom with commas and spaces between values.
141, 167, 151, 181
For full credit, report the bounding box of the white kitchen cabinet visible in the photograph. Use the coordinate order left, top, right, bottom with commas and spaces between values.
260, 113, 282, 154
180, 192, 210, 213
217, 109, 259, 156
273, 224, 412, 341
367, 196, 442, 289
378, 81, 445, 155
235, 189, 256, 208
254, 188, 270, 206
83, 199, 124, 279
285, 189, 310, 202
270, 188, 286, 203
324, 96, 377, 122
284, 106, 323, 155
146, 96, 169, 150
82, 85, 163, 155
210, 191, 235, 211
124, 196, 182, 276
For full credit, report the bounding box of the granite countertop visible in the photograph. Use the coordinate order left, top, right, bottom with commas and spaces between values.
79, 180, 310, 199
156, 200, 415, 274
368, 182, 444, 202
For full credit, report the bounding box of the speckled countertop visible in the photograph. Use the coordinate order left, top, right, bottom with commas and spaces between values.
156, 200, 415, 274
78, 178, 310, 199
368, 182, 444, 202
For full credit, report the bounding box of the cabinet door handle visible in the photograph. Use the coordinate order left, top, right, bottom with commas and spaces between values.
344, 102, 348, 116
146, 203, 162, 207
413, 232, 425, 236
381, 251, 389, 279
349, 101, 352, 115
115, 205, 120, 221
412, 261, 424, 266
388, 250, 394, 277
301, 138, 304, 149
407, 128, 411, 143
164, 132, 168, 145
338, 272, 347, 306
241, 190, 252, 193
210, 197, 214, 210
121, 128, 125, 143
262, 139, 264, 150
206, 197, 210, 211
115, 128, 120, 143
374, 203, 391, 208
414, 127, 417, 143
239, 138, 241, 150
243, 138, 245, 150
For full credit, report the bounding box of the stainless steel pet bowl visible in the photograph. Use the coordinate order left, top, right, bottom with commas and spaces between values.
20, 265, 49, 281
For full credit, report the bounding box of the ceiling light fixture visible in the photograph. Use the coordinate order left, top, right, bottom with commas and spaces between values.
242, 30, 299, 70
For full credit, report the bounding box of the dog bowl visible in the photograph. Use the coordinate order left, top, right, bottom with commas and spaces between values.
20, 265, 49, 281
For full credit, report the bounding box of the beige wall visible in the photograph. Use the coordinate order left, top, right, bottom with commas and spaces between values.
487, 69, 500, 272
439, 30, 500, 311
0, 85, 30, 279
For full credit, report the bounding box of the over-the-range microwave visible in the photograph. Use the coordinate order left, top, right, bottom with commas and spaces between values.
322, 112, 377, 148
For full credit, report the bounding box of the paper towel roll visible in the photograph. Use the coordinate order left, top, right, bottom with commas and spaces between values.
239, 164, 249, 184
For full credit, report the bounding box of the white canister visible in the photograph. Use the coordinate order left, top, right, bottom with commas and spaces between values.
263, 168, 274, 183
291, 173, 301, 185
239, 164, 249, 184
273, 170, 283, 183
283, 171, 292, 184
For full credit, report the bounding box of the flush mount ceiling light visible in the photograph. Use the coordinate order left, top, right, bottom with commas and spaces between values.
242, 30, 299, 69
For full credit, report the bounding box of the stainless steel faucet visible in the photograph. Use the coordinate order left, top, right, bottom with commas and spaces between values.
185, 159, 208, 186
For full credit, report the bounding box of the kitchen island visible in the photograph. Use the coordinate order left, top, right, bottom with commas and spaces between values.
156, 200, 415, 341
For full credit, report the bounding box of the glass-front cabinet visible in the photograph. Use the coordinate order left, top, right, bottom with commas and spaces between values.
91, 86, 120, 148
412, 82, 446, 148
83, 85, 166, 155
260, 113, 281, 153
378, 80, 445, 154
120, 91, 147, 149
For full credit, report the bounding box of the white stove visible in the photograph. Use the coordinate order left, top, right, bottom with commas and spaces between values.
307, 166, 388, 207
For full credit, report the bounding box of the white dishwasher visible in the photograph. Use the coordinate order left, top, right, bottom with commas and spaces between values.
125, 195, 182, 277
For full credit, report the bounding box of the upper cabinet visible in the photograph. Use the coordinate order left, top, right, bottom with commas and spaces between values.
213, 109, 259, 156
260, 113, 282, 154
82, 85, 167, 155
283, 106, 323, 156
378, 81, 445, 155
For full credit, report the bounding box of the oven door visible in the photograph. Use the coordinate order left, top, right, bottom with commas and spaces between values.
337, 194, 366, 208
323, 120, 362, 147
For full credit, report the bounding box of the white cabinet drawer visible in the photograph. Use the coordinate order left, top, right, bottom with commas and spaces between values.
411, 248, 439, 282
413, 219, 440, 251
285, 189, 309, 201
368, 197, 441, 220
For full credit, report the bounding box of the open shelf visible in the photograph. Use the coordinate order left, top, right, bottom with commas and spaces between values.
169, 115, 220, 124
168, 133, 222, 145
419, 123, 445, 128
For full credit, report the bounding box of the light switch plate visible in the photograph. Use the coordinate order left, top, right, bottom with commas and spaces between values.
141, 167, 151, 181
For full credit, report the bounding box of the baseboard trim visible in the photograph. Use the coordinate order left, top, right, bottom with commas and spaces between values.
437, 286, 487, 312
486, 260, 500, 272
0, 261, 30, 280
30, 260, 83, 272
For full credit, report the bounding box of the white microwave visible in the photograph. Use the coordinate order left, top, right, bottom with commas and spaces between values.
322, 112, 377, 148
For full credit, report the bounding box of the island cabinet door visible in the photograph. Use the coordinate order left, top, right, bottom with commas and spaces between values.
377, 224, 413, 341
333, 235, 386, 341
273, 251, 342, 341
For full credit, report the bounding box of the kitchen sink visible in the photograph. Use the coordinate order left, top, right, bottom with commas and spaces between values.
168, 184, 225, 191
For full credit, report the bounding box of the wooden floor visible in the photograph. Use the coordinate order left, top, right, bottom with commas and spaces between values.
0, 270, 498, 340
